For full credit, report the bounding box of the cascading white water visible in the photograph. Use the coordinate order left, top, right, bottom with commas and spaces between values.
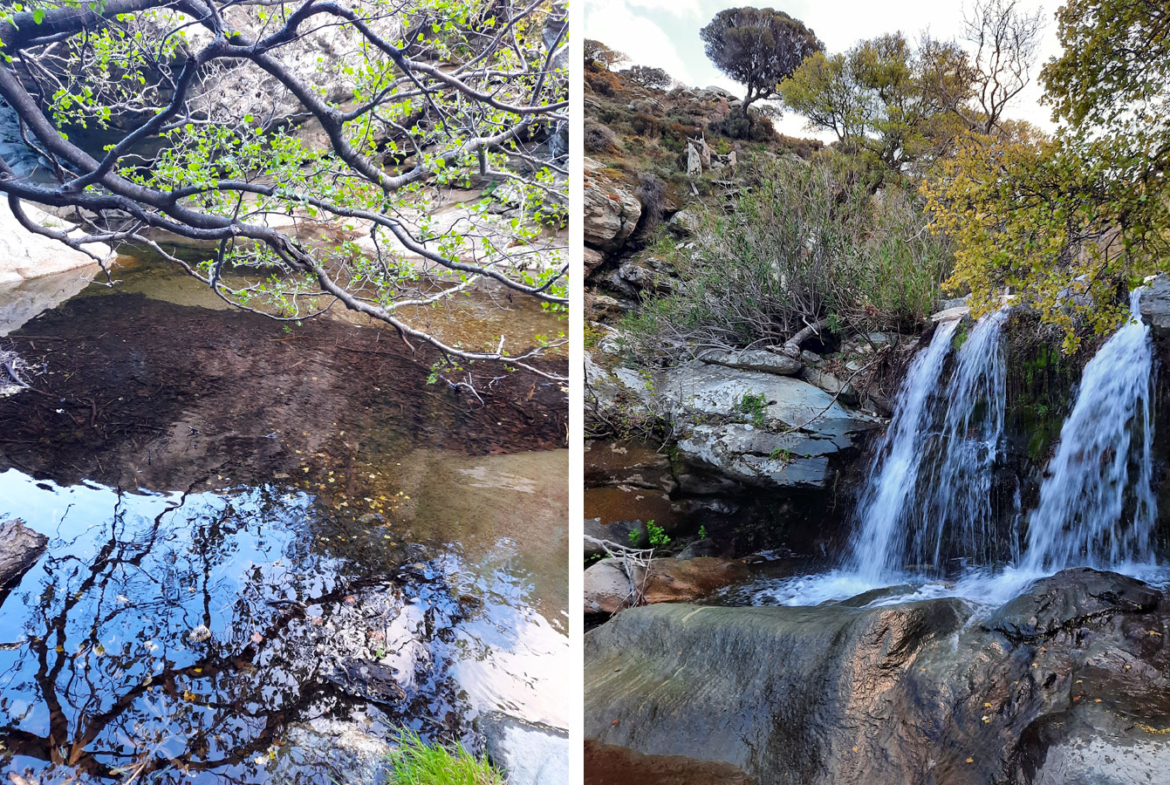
918, 309, 1008, 569
1021, 289, 1157, 572
847, 319, 959, 580
732, 292, 1166, 608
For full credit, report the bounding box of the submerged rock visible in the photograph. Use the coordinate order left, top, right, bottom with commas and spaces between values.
0, 519, 47, 590
585, 740, 756, 784
277, 718, 391, 784
325, 657, 407, 706
187, 625, 212, 643
585, 568, 1170, 785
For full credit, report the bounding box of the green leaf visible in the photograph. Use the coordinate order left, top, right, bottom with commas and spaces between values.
32, 8, 44, 24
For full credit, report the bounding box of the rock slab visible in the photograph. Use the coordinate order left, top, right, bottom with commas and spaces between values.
585, 568, 1170, 785
0, 519, 48, 589
482, 711, 569, 785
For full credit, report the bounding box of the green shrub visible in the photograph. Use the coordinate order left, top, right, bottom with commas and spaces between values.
620, 156, 952, 365
386, 730, 505, 785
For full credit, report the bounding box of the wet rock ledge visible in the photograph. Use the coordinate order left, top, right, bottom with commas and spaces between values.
585, 568, 1170, 785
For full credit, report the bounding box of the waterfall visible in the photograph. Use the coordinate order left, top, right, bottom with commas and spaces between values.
1021, 289, 1157, 572
918, 309, 1008, 569
847, 319, 959, 580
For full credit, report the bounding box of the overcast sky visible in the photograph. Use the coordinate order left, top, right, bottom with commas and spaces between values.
583, 0, 1063, 140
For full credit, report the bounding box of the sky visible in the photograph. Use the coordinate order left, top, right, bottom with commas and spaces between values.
583, 0, 1063, 140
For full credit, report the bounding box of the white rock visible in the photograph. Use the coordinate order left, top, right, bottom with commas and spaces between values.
0, 201, 110, 284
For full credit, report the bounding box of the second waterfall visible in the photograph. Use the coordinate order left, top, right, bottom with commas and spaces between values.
847, 292, 1157, 584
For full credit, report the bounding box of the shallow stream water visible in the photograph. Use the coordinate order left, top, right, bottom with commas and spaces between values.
0, 256, 568, 783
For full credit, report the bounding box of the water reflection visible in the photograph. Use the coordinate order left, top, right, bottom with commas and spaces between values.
0, 469, 563, 783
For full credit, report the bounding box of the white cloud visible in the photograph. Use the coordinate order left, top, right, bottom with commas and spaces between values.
584, 1, 696, 85
626, 0, 701, 18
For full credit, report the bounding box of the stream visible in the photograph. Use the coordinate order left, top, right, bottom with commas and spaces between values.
0, 255, 568, 784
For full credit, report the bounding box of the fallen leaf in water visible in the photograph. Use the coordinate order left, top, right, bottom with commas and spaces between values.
966, 758, 974, 764
251, 633, 264, 644
9, 772, 34, 785
344, 596, 356, 604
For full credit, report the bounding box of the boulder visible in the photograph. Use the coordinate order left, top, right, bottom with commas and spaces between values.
662, 361, 881, 438
585, 518, 647, 557
931, 305, 971, 322
585, 568, 1170, 785
651, 362, 879, 491
675, 423, 847, 489
0, 201, 111, 284
584, 293, 628, 322
584, 558, 637, 615
613, 256, 674, 295
982, 567, 1161, 641
482, 712, 569, 785
668, 209, 700, 237
585, 354, 653, 424
276, 718, 391, 784
584, 557, 749, 615
0, 519, 48, 590
675, 538, 720, 560
1140, 274, 1170, 339
686, 143, 703, 177
698, 348, 801, 376
584, 158, 642, 249
800, 367, 859, 405
583, 246, 607, 278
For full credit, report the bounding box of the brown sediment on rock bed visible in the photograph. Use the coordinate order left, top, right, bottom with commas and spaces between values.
584, 740, 756, 785
0, 293, 566, 491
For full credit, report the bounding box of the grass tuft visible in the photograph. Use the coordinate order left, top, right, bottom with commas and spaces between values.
386, 730, 506, 785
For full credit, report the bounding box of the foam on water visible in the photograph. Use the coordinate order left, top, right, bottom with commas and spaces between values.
725, 561, 1170, 611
